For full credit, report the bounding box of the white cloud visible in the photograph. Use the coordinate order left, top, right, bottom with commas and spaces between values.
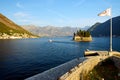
57, 19, 64, 23
13, 12, 32, 24
16, 2, 23, 8
18, 19, 30, 22
48, 9, 70, 20
14, 12, 29, 18
13, 12, 48, 25
47, 0, 55, 5
73, 0, 86, 7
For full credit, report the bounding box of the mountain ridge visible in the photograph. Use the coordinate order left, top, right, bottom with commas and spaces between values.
88, 16, 120, 37
22, 25, 90, 37
22, 25, 78, 37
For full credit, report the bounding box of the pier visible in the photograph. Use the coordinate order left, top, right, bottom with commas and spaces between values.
84, 50, 109, 56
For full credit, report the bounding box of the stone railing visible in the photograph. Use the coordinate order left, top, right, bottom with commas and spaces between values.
59, 56, 108, 80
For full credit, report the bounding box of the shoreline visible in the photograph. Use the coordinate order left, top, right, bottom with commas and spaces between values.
0, 38, 39, 40
0, 36, 39, 39
73, 35, 92, 42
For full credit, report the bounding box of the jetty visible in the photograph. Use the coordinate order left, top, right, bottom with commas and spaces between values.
84, 50, 109, 56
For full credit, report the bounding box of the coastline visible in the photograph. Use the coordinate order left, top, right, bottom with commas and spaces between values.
0, 36, 38, 39
0, 33, 38, 39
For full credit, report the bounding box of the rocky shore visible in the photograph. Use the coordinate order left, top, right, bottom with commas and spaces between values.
73, 35, 92, 42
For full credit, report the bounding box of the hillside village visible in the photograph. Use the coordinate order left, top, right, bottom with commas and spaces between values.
0, 13, 37, 39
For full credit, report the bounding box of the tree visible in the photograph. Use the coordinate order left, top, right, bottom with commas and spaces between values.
74, 29, 91, 37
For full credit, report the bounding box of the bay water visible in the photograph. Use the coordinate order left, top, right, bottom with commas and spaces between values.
0, 37, 120, 80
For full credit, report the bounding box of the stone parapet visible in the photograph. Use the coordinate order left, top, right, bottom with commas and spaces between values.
59, 56, 108, 80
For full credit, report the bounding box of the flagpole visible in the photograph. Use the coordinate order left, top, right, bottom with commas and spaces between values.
110, 8, 112, 52
98, 8, 112, 52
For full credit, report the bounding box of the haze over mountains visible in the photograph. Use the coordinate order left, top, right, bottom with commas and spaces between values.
22, 25, 77, 36
22, 16, 120, 37
88, 16, 120, 37
1, 13, 120, 37
22, 25, 90, 37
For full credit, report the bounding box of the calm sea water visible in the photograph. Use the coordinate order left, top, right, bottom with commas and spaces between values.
0, 37, 120, 80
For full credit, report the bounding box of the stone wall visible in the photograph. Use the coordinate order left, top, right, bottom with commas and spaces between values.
81, 36, 92, 42
59, 56, 108, 80
111, 56, 120, 70
25, 58, 86, 80
109, 51, 120, 70
74, 36, 92, 42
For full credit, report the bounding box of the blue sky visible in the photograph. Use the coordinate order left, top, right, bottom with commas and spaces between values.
0, 0, 120, 27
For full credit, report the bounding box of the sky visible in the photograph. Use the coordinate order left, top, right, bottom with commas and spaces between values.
0, 0, 120, 27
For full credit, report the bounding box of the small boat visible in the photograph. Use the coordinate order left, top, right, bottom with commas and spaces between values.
49, 39, 53, 42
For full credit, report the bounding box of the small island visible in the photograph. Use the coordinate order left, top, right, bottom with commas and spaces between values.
73, 30, 92, 42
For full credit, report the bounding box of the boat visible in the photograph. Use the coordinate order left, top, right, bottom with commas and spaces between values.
49, 39, 53, 42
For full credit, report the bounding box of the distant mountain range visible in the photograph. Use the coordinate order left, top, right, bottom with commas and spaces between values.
0, 13, 90, 37
22, 25, 90, 37
88, 16, 120, 37
22, 16, 120, 37
1, 13, 119, 38
22, 25, 91, 37
22, 25, 83, 37
0, 13, 36, 39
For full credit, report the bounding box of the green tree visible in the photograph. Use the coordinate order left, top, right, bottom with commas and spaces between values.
74, 29, 91, 37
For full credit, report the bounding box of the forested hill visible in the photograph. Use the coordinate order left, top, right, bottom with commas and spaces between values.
0, 13, 36, 39
88, 16, 120, 37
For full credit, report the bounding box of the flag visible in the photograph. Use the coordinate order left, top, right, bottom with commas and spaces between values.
98, 8, 111, 16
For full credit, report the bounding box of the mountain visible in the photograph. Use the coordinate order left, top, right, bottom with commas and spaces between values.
22, 25, 78, 37
88, 16, 120, 37
81, 26, 90, 30
87, 22, 101, 32
0, 13, 36, 39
